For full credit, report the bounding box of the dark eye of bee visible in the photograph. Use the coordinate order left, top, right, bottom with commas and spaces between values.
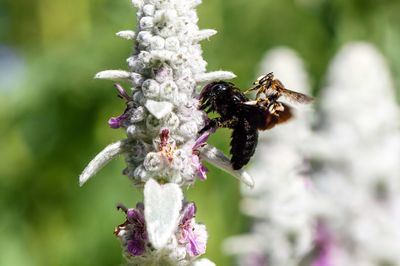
215, 84, 227, 91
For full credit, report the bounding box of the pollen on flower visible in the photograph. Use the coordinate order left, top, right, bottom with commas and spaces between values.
158, 128, 176, 162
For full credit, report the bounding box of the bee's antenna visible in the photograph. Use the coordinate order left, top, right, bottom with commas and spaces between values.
244, 85, 258, 94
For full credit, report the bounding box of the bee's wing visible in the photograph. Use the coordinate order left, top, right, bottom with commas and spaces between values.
274, 80, 313, 104
280, 89, 314, 104
262, 103, 294, 130
276, 103, 294, 123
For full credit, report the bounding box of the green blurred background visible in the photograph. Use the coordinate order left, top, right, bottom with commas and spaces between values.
1, 0, 400, 265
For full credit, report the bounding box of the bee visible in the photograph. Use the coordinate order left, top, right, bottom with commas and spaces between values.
198, 74, 313, 170
245, 72, 313, 104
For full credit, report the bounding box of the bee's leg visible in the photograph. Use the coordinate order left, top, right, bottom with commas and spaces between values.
255, 88, 264, 100
198, 119, 218, 134
268, 101, 284, 115
256, 98, 269, 109
244, 85, 258, 95
198, 117, 238, 134
217, 117, 239, 128
199, 117, 227, 134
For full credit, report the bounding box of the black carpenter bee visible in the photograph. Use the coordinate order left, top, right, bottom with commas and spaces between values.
199, 73, 313, 170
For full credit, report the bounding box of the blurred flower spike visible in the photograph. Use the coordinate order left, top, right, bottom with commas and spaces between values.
311, 221, 335, 266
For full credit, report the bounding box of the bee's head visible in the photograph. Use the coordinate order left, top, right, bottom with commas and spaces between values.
199, 81, 232, 112
254, 72, 274, 86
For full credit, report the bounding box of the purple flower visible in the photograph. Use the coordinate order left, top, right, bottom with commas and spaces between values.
312, 221, 334, 266
191, 128, 215, 180
242, 253, 268, 266
108, 83, 131, 129
115, 203, 148, 257
127, 239, 146, 256
192, 154, 207, 180
114, 83, 131, 100
108, 112, 129, 129
158, 128, 175, 162
178, 202, 207, 257
193, 128, 214, 150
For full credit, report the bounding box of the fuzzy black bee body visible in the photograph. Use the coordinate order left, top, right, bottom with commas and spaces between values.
230, 119, 259, 170
199, 81, 272, 170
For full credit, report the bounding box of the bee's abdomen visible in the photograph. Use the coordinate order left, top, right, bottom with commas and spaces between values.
230, 119, 258, 170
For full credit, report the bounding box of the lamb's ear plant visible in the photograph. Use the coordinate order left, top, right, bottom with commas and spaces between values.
307, 42, 400, 266
79, 0, 253, 264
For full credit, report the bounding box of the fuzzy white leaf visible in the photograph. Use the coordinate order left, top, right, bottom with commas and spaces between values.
94, 70, 131, 82
116, 30, 136, 40
144, 179, 183, 250
79, 141, 124, 186
194, 71, 236, 83
193, 258, 216, 266
192, 29, 217, 42
145, 100, 173, 119
200, 144, 254, 188
131, 0, 142, 9
188, 0, 202, 8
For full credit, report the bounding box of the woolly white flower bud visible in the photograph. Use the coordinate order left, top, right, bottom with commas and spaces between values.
126, 124, 146, 138
136, 31, 152, 47
144, 152, 164, 172
150, 36, 165, 50
127, 140, 150, 162
146, 115, 161, 132
137, 51, 152, 64
163, 112, 180, 131
153, 64, 174, 83
178, 121, 198, 139
133, 164, 151, 181
173, 92, 189, 107
127, 56, 145, 72
160, 80, 178, 101
165, 37, 180, 51
166, 9, 179, 21
142, 79, 160, 98
139, 16, 154, 30
131, 0, 142, 9
142, 4, 155, 16
130, 106, 146, 123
